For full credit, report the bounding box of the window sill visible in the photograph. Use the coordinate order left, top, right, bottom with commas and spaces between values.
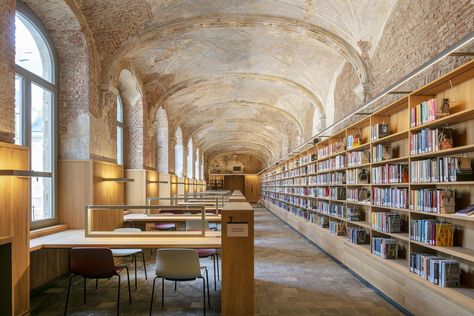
30, 224, 67, 239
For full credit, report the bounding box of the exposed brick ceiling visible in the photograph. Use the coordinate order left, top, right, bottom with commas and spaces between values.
77, 0, 397, 164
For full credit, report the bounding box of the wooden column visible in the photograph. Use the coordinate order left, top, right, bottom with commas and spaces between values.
221, 200, 254, 315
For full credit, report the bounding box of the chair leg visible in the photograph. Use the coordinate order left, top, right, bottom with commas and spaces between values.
216, 252, 220, 281
64, 274, 73, 315
174, 280, 177, 291
142, 251, 148, 280
212, 255, 217, 291
117, 274, 121, 316
149, 277, 158, 316
200, 277, 206, 316
134, 254, 138, 289
83, 277, 87, 304
95, 278, 99, 290
205, 268, 211, 309
161, 277, 165, 309
125, 266, 132, 304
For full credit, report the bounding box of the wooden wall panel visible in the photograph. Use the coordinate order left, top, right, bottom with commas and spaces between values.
30, 249, 69, 290
57, 160, 92, 229
146, 170, 159, 202
224, 175, 245, 192
92, 161, 124, 231
0, 142, 30, 315
125, 170, 146, 213
244, 175, 259, 203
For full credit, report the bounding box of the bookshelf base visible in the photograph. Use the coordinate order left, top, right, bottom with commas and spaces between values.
263, 201, 474, 316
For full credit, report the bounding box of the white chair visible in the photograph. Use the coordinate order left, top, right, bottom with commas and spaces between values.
149, 248, 210, 315
111, 228, 148, 289
186, 219, 220, 291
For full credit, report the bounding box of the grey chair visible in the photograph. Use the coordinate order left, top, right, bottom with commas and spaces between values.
149, 248, 210, 315
186, 219, 220, 291
110, 228, 148, 289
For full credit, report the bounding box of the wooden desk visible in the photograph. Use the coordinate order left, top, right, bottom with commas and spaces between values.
30, 230, 221, 252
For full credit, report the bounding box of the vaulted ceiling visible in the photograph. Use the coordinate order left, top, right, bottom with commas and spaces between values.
78, 0, 397, 166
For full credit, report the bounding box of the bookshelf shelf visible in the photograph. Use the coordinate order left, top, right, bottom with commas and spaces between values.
409, 107, 474, 132
260, 60, 474, 315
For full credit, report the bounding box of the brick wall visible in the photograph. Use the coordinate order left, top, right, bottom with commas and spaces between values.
0, 0, 15, 143
334, 0, 474, 120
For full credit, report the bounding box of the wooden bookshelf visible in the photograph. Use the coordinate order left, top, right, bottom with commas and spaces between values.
259, 60, 474, 315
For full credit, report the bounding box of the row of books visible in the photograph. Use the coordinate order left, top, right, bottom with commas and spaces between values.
346, 227, 368, 244
346, 168, 369, 184
409, 220, 454, 246
371, 164, 409, 184
329, 221, 345, 236
371, 123, 389, 141
371, 238, 399, 259
372, 143, 391, 162
347, 150, 370, 166
409, 253, 460, 287
372, 187, 408, 209
410, 98, 449, 128
409, 128, 453, 155
371, 212, 402, 233
347, 188, 370, 203
346, 134, 363, 150
330, 155, 345, 169
409, 189, 455, 214
409, 157, 471, 183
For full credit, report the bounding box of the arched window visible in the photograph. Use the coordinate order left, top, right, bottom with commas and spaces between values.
200, 157, 204, 180
117, 95, 124, 164
186, 138, 193, 177
15, 6, 57, 227
174, 127, 184, 177
194, 148, 200, 180
156, 107, 169, 173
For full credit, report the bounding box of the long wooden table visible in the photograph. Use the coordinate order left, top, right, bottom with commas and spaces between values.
30, 230, 221, 252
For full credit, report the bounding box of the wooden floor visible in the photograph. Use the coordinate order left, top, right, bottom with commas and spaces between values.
30, 206, 408, 315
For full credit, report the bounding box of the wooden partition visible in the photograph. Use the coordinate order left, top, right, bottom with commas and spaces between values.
125, 169, 159, 212
177, 176, 185, 196
0, 142, 30, 315
244, 175, 260, 203
57, 159, 125, 230
221, 198, 255, 315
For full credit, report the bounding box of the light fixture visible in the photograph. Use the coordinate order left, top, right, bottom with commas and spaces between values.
0, 170, 51, 178
101, 177, 134, 182
147, 180, 169, 184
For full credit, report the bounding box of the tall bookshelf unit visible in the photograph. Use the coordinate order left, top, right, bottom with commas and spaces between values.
260, 60, 474, 316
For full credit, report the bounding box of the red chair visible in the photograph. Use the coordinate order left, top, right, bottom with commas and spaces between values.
154, 212, 177, 231
64, 248, 132, 316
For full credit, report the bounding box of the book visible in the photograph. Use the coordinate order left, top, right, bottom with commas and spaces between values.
371, 123, 389, 140
436, 223, 454, 247
455, 204, 474, 216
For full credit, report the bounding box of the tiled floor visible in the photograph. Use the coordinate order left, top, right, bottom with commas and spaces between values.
31, 206, 406, 315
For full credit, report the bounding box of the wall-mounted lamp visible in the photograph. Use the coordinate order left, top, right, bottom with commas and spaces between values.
147, 180, 169, 184
101, 177, 135, 182
0, 170, 51, 178
171, 182, 186, 185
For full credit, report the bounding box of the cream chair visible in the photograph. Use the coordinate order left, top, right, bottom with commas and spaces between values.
111, 228, 148, 289
149, 248, 210, 315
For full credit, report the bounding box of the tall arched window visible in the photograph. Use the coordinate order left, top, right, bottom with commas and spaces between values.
194, 148, 200, 180
156, 107, 169, 173
15, 6, 57, 228
186, 138, 193, 177
117, 95, 124, 165
201, 157, 204, 180
174, 127, 183, 177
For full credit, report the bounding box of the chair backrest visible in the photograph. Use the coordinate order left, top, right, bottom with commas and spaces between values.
155, 248, 201, 280
70, 248, 117, 278
185, 219, 209, 231
113, 227, 141, 233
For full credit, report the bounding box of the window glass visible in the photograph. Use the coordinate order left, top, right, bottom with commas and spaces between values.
31, 177, 53, 221
14, 75, 24, 145
31, 83, 52, 172
117, 95, 123, 164
15, 13, 53, 82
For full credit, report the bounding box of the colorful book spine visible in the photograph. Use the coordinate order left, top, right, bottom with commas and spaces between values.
409, 189, 455, 213
371, 238, 399, 259
371, 212, 402, 233
372, 187, 408, 209
371, 164, 408, 184
409, 220, 454, 246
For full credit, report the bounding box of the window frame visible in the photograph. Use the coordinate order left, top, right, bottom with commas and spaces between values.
15, 2, 59, 230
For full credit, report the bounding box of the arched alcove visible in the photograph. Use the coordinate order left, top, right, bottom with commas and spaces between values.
186, 137, 193, 177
